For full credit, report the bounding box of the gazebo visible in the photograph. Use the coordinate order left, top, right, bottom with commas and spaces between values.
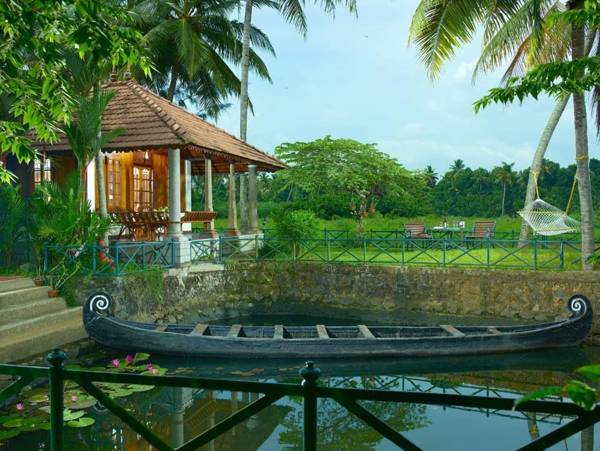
16, 74, 286, 263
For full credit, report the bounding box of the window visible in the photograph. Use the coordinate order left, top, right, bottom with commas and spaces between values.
133, 166, 153, 211
106, 157, 121, 210
33, 158, 52, 187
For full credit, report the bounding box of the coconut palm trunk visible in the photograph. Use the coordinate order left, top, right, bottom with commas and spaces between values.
238, 0, 254, 231
518, 96, 570, 243
571, 0, 594, 271
519, 30, 596, 243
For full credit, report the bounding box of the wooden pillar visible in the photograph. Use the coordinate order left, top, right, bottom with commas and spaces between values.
168, 148, 182, 237
204, 158, 218, 238
248, 164, 259, 234
226, 163, 240, 236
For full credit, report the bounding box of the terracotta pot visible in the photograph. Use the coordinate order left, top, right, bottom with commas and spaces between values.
48, 289, 60, 298
33, 277, 44, 287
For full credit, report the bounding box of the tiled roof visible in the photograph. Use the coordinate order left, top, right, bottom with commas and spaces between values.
31, 79, 286, 171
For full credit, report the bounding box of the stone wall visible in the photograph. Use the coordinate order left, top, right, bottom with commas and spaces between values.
70, 263, 600, 340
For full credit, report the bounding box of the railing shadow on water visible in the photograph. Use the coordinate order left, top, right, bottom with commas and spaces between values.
0, 350, 599, 451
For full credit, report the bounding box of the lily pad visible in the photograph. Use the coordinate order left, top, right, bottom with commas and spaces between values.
0, 428, 21, 440
66, 417, 95, 428
126, 384, 154, 393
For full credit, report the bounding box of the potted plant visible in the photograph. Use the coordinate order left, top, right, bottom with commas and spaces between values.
46, 262, 80, 297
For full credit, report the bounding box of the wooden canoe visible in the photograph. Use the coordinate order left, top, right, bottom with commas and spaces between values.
83, 293, 593, 359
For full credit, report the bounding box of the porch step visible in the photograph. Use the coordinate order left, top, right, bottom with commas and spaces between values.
0, 286, 49, 308
0, 298, 67, 326
0, 310, 85, 363
0, 308, 82, 342
0, 278, 35, 294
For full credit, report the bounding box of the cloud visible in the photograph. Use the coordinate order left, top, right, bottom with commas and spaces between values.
452, 59, 477, 81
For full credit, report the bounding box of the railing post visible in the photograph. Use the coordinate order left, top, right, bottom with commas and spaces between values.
114, 241, 120, 276
300, 361, 320, 451
48, 348, 66, 451
43, 242, 49, 274
533, 238, 538, 270
442, 238, 446, 268
92, 242, 97, 275
255, 235, 259, 262
560, 241, 565, 269
362, 237, 367, 264
486, 235, 491, 269
219, 235, 224, 263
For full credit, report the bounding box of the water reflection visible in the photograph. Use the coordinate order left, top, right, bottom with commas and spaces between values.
2, 345, 599, 450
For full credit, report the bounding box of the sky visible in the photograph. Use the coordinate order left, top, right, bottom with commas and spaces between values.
215, 0, 588, 174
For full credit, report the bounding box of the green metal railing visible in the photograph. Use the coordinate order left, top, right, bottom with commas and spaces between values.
42, 235, 597, 277
0, 350, 598, 450
218, 236, 591, 271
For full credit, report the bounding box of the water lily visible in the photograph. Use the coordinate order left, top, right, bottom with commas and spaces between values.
71, 395, 78, 402
125, 354, 134, 365
15, 403, 24, 411
150, 368, 159, 376
111, 359, 120, 368
145, 363, 153, 371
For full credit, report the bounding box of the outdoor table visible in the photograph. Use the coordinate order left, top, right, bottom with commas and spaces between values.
430, 227, 465, 240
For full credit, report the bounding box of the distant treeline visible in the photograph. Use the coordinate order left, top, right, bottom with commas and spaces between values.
192, 146, 600, 220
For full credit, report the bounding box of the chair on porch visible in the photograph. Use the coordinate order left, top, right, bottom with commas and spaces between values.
403, 223, 432, 250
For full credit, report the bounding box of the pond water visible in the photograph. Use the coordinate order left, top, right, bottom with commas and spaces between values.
1, 313, 599, 450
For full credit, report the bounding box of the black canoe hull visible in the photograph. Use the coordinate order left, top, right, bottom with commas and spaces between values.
83, 294, 593, 359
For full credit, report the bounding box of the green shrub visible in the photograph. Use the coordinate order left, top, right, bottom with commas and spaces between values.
273, 209, 320, 243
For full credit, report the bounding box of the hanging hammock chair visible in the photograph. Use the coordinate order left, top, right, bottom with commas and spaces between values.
518, 171, 580, 236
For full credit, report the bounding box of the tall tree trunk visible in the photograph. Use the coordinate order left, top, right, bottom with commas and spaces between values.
96, 152, 108, 241
240, 0, 253, 142
571, 0, 594, 270
518, 96, 569, 242
167, 65, 180, 102
238, 0, 253, 231
519, 29, 596, 243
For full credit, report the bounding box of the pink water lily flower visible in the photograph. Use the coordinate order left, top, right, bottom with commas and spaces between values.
145, 363, 153, 371
125, 355, 134, 365
111, 359, 120, 368
150, 368, 159, 376
15, 403, 24, 411
71, 395, 78, 402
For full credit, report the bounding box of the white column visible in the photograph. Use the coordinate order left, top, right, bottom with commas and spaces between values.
168, 148, 182, 237
248, 164, 258, 234
182, 159, 192, 233
86, 159, 96, 210
226, 163, 240, 236
168, 148, 190, 265
204, 158, 218, 238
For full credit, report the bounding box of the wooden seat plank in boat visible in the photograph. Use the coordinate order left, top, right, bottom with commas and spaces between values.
358, 325, 376, 339
228, 325, 242, 338
440, 324, 466, 337
316, 325, 329, 339
191, 324, 208, 336
274, 325, 284, 339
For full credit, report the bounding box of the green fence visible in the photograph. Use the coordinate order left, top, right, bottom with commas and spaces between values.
218, 236, 590, 271
0, 350, 598, 450
42, 236, 595, 277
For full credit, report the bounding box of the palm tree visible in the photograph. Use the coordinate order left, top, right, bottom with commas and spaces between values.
569, 0, 594, 270
132, 0, 275, 113
409, 0, 595, 268
423, 165, 438, 188
495, 162, 515, 216
450, 159, 465, 173
237, 0, 357, 228
409, 0, 576, 238
64, 90, 125, 211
